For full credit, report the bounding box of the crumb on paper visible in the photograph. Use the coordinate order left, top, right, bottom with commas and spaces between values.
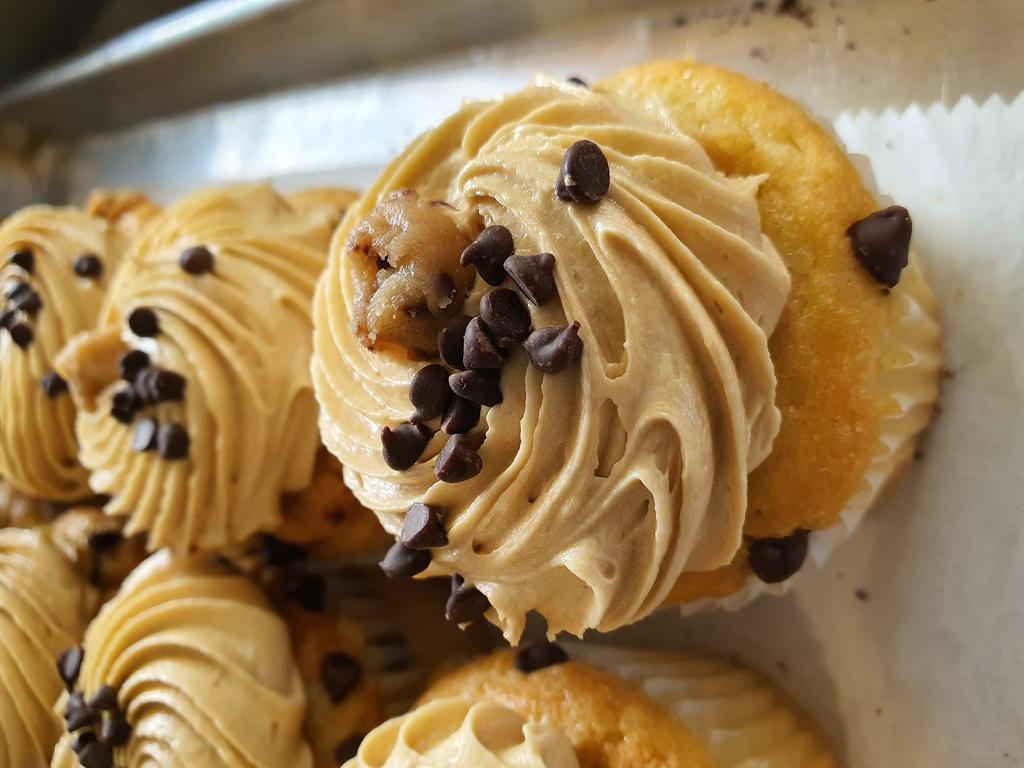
913, 447, 925, 462
776, 660, 789, 673
876, 707, 883, 716
672, 13, 687, 27
846, 40, 858, 51
775, 0, 814, 27
855, 588, 869, 601
751, 46, 768, 61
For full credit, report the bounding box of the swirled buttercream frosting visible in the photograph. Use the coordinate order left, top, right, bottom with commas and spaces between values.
0, 202, 141, 500
0, 528, 96, 765
313, 78, 790, 640
50, 551, 311, 768
58, 184, 337, 552
344, 697, 578, 768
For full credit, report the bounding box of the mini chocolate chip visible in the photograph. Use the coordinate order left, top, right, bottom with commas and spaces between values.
480, 288, 531, 347
525, 322, 583, 374
73, 254, 103, 279
409, 364, 453, 422
400, 503, 448, 549
441, 395, 480, 435
259, 534, 306, 566
381, 422, 433, 471
567, 76, 588, 87
320, 652, 363, 703
438, 314, 472, 370
556, 139, 610, 204
461, 225, 514, 285
72, 730, 96, 755
41, 372, 68, 398
434, 434, 482, 483
109, 388, 139, 424
288, 573, 326, 612
99, 712, 131, 747
87, 684, 118, 711
57, 646, 84, 690
76, 739, 113, 768
132, 418, 158, 452
119, 349, 150, 381
65, 696, 99, 731
504, 253, 556, 305
9, 322, 33, 348
127, 307, 160, 337
847, 205, 912, 287
446, 574, 490, 624
748, 529, 809, 584
7, 249, 34, 273
448, 369, 502, 407
463, 316, 504, 370
380, 541, 432, 578
179, 245, 215, 275
515, 640, 569, 673
13, 287, 42, 315
157, 423, 190, 460
87, 530, 122, 552
4, 280, 29, 301
333, 734, 365, 764
151, 369, 186, 402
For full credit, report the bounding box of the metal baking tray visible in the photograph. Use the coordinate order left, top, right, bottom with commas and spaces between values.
0, 0, 1018, 212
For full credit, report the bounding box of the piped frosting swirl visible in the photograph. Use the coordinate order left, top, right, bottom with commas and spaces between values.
313, 79, 790, 640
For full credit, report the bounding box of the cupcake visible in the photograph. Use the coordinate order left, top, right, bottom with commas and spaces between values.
0, 527, 97, 765
0, 191, 155, 501
56, 184, 363, 553
49, 507, 148, 592
50, 551, 312, 768
265, 561, 496, 766
311, 62, 941, 640
346, 645, 837, 768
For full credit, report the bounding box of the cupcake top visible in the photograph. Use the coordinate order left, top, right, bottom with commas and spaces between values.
50, 551, 312, 768
344, 697, 579, 768
0, 197, 149, 501
313, 77, 790, 639
58, 184, 337, 553
0, 528, 97, 766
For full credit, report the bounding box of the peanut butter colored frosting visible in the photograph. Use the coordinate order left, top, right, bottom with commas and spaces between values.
344, 697, 579, 768
0, 202, 140, 500
58, 184, 337, 552
50, 551, 312, 768
313, 78, 790, 640
0, 528, 96, 766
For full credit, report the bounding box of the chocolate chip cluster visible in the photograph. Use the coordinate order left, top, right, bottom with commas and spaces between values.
375, 140, 613, 624
106, 245, 217, 462
1, 247, 103, 393
56, 646, 131, 768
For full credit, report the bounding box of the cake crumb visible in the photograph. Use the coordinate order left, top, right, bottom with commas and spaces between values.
750, 46, 768, 60
672, 13, 688, 26
846, 40, 858, 51
776, 660, 789, 673
875, 707, 883, 716
855, 588, 869, 602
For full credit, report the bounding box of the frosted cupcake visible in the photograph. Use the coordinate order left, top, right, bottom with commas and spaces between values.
57, 184, 367, 553
311, 62, 941, 640
344, 645, 837, 767
0, 191, 155, 501
50, 552, 312, 768
0, 528, 97, 765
